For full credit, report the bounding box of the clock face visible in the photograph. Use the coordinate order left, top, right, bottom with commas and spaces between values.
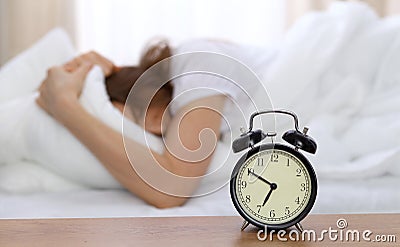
231, 144, 317, 229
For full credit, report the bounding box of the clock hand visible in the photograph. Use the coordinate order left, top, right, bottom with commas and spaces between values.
247, 169, 272, 186
262, 183, 277, 206
262, 188, 273, 206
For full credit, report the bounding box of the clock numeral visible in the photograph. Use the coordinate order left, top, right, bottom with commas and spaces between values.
285, 206, 290, 215
269, 210, 276, 218
245, 195, 251, 203
296, 168, 302, 177
295, 196, 300, 205
270, 153, 278, 162
256, 205, 262, 213
241, 181, 247, 189
287, 158, 290, 166
300, 183, 306, 191
257, 157, 264, 166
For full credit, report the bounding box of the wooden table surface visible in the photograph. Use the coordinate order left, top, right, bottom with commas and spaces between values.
0, 214, 398, 246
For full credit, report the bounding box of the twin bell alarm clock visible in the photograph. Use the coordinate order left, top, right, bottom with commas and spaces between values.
230, 110, 317, 232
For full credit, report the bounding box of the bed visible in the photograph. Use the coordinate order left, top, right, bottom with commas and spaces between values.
1, 176, 399, 218
1, 2, 400, 219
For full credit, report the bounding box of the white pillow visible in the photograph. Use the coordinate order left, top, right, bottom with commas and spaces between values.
0, 28, 163, 191
0, 28, 76, 104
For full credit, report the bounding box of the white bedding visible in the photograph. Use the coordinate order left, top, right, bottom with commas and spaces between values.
1, 176, 398, 218
1, 1, 400, 218
254, 2, 400, 179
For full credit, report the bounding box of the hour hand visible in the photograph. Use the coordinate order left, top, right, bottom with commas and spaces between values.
247, 168, 272, 186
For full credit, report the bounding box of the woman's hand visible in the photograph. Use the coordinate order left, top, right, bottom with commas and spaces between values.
36, 62, 93, 121
64, 51, 117, 77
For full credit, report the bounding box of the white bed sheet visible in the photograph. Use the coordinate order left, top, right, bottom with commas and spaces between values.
1, 2, 400, 219
1, 176, 398, 219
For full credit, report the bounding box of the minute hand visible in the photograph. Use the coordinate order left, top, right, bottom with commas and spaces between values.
262, 188, 273, 206
248, 169, 272, 186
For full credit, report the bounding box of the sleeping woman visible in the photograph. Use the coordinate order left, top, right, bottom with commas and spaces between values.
36, 40, 259, 208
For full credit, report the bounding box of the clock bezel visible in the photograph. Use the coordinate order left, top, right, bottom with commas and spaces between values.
230, 143, 318, 230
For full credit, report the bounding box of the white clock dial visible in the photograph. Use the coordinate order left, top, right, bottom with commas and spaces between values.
235, 148, 312, 225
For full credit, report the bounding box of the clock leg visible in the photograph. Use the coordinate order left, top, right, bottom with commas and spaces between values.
241, 220, 250, 231
295, 222, 304, 233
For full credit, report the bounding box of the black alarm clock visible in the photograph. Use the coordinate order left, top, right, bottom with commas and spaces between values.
230, 110, 317, 232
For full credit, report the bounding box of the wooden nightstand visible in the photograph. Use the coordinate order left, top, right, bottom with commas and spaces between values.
0, 214, 398, 246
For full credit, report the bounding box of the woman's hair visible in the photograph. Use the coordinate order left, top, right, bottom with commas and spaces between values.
105, 40, 173, 116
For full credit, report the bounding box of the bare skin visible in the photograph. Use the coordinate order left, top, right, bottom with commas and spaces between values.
36, 52, 226, 208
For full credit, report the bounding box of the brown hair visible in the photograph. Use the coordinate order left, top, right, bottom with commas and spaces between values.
105, 40, 173, 114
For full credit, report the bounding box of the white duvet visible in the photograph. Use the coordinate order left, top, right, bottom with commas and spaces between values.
0, 1, 400, 195
256, 2, 400, 179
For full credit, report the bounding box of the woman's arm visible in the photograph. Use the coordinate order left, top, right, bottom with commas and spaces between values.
37, 64, 225, 208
